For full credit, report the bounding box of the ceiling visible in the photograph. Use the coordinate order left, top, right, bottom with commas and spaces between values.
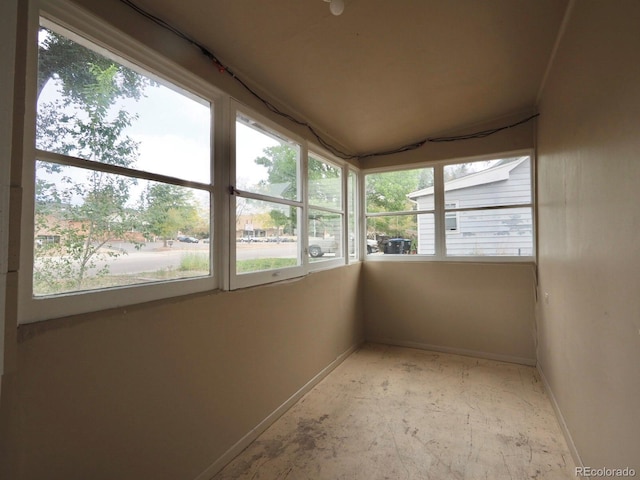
127, 0, 569, 157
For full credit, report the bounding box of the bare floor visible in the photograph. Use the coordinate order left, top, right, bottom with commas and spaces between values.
214, 344, 575, 480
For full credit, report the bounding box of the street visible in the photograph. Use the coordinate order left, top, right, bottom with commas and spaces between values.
98, 240, 299, 274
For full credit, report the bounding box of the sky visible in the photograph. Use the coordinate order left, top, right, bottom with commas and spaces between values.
37, 74, 279, 210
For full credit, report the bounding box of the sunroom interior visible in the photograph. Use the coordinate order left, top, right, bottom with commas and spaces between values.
1, 0, 638, 479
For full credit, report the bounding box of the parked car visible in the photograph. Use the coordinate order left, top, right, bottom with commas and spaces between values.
383, 238, 411, 254
308, 237, 338, 258
367, 239, 379, 254
178, 236, 199, 243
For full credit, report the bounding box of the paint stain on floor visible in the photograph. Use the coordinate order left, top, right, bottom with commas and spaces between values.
212, 344, 575, 480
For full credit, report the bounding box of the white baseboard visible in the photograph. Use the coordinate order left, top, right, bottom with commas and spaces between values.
367, 337, 536, 366
536, 364, 585, 477
194, 341, 362, 480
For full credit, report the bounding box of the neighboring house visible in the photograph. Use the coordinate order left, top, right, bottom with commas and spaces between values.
408, 157, 533, 256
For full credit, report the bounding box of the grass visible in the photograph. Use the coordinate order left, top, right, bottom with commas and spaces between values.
33, 262, 209, 297
179, 252, 210, 272
236, 257, 297, 273
33, 255, 296, 296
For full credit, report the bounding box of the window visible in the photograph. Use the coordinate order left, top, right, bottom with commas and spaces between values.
21, 12, 216, 323
365, 167, 434, 255
307, 154, 343, 262
347, 169, 359, 259
366, 154, 534, 260
443, 156, 533, 257
445, 202, 459, 232
231, 110, 303, 288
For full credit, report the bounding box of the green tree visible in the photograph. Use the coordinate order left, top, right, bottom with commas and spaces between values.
365, 168, 433, 243
37, 27, 147, 102
254, 144, 299, 200
253, 146, 343, 237
141, 184, 201, 246
34, 28, 149, 294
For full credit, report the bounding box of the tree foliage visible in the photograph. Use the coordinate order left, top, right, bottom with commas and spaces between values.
37, 27, 147, 102
140, 183, 201, 245
34, 28, 147, 293
254, 145, 299, 200
364, 168, 432, 243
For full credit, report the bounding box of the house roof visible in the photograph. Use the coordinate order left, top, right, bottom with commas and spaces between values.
408, 156, 527, 199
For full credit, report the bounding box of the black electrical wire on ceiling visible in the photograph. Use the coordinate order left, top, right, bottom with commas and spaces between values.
119, 0, 539, 161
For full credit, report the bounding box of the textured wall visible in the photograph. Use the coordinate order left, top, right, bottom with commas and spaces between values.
12, 265, 362, 479
536, 0, 640, 470
363, 262, 537, 364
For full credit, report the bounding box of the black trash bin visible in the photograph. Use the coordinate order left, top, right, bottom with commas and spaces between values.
384, 238, 411, 254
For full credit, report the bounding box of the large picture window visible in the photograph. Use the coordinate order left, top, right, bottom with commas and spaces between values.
21, 14, 215, 323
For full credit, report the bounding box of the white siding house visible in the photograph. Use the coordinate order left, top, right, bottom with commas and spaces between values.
409, 157, 533, 257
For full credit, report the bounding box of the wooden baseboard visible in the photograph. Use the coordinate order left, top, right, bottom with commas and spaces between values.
366, 337, 536, 366
536, 363, 585, 477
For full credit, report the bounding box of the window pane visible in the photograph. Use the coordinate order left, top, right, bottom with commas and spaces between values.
308, 209, 343, 261
367, 167, 434, 213
443, 156, 531, 208
308, 155, 342, 209
34, 161, 210, 296
348, 170, 357, 258
235, 198, 300, 273
37, 23, 211, 183
445, 207, 533, 256
236, 114, 300, 201
366, 214, 422, 255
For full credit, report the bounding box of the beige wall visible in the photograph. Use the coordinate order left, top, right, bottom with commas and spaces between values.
11, 0, 630, 477
6, 265, 362, 480
536, 0, 640, 471
363, 262, 537, 364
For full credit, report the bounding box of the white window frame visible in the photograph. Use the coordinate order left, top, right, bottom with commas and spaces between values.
229, 102, 306, 289
364, 149, 535, 263
347, 167, 361, 262
445, 201, 460, 233
19, 0, 223, 324
307, 152, 346, 268
229, 102, 351, 289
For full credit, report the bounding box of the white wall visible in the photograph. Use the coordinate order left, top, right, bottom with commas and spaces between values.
536, 0, 640, 470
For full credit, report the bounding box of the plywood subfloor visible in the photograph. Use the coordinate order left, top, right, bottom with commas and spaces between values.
213, 344, 575, 479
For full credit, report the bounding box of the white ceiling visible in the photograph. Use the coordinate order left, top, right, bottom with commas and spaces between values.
128, 0, 569, 156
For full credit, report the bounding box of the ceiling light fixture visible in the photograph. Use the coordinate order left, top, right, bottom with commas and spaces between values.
324, 0, 345, 16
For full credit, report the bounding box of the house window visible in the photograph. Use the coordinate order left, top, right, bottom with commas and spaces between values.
445, 202, 459, 232
368, 153, 534, 260
21, 13, 215, 323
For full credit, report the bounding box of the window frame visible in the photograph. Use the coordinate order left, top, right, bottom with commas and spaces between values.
363, 150, 536, 263
445, 201, 460, 233
19, 0, 223, 324
347, 167, 361, 262
306, 152, 347, 268
229, 102, 306, 289
229, 102, 351, 289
